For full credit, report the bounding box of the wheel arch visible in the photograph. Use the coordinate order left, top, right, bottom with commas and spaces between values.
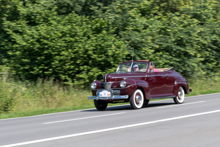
137, 87, 145, 98
174, 84, 187, 96
181, 85, 187, 94
136, 86, 150, 100
174, 79, 189, 96
127, 79, 150, 100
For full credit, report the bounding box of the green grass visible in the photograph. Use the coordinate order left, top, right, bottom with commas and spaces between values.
0, 105, 95, 119
0, 79, 94, 119
0, 77, 220, 119
187, 78, 220, 96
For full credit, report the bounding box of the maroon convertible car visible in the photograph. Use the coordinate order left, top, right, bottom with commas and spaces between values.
88, 60, 191, 110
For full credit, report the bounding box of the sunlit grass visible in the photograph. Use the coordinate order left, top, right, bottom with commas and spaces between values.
0, 79, 93, 119
187, 78, 220, 96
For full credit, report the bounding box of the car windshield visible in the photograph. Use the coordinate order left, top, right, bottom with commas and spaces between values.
116, 62, 148, 73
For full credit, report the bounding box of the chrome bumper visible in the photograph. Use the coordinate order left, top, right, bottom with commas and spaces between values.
88, 95, 129, 100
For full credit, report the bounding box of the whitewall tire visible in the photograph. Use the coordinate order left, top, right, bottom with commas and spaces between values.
173, 87, 185, 104
130, 89, 144, 109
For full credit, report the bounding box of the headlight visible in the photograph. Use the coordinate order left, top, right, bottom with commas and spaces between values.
120, 80, 126, 88
91, 82, 97, 89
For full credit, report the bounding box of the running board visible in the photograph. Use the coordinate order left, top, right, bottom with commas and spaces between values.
150, 95, 175, 99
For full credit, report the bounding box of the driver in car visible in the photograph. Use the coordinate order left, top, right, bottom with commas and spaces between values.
133, 64, 140, 71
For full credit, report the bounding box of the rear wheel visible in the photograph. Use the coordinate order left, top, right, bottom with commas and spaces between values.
94, 100, 108, 111
130, 89, 144, 109
173, 87, 185, 104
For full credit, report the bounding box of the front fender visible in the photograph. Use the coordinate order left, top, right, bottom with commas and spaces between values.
126, 79, 150, 100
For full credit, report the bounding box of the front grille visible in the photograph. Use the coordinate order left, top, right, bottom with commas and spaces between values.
112, 90, 120, 95
104, 82, 114, 90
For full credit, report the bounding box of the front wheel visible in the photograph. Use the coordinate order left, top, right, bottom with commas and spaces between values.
173, 87, 185, 104
144, 99, 149, 106
130, 89, 144, 109
94, 100, 108, 111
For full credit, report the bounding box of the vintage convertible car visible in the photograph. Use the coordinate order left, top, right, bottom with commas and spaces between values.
88, 60, 191, 110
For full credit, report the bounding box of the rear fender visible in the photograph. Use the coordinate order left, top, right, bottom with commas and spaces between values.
174, 79, 189, 96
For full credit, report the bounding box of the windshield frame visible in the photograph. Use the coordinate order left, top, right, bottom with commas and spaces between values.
116, 61, 149, 73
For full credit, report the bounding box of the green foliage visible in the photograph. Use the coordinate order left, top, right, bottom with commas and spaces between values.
0, 78, 93, 115
1, 0, 129, 86
0, 0, 219, 86
0, 80, 18, 113
100, 0, 220, 78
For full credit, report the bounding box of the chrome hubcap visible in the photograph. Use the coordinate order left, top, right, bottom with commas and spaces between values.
135, 94, 141, 104
178, 90, 182, 99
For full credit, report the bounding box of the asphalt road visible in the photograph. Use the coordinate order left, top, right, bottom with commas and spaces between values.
1, 93, 220, 147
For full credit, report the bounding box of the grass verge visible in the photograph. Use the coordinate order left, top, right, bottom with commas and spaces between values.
187, 78, 220, 96
0, 78, 220, 119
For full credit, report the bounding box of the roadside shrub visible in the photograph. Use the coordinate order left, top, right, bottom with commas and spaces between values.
0, 0, 219, 86
0, 80, 18, 114
0, 78, 93, 114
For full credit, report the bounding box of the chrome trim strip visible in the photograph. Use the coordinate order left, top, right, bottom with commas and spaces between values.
88, 95, 129, 100
147, 75, 167, 77
113, 95, 129, 99
175, 81, 186, 84
126, 84, 136, 88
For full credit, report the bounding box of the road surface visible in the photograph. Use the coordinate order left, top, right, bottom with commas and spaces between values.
1, 93, 220, 147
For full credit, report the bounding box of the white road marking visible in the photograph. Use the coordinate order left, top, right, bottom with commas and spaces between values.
157, 101, 205, 109
43, 112, 126, 124
2, 109, 220, 147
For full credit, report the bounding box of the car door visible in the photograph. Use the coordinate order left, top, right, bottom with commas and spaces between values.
164, 71, 175, 95
146, 71, 167, 97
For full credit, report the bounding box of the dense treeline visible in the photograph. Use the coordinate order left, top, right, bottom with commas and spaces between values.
0, 0, 220, 86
